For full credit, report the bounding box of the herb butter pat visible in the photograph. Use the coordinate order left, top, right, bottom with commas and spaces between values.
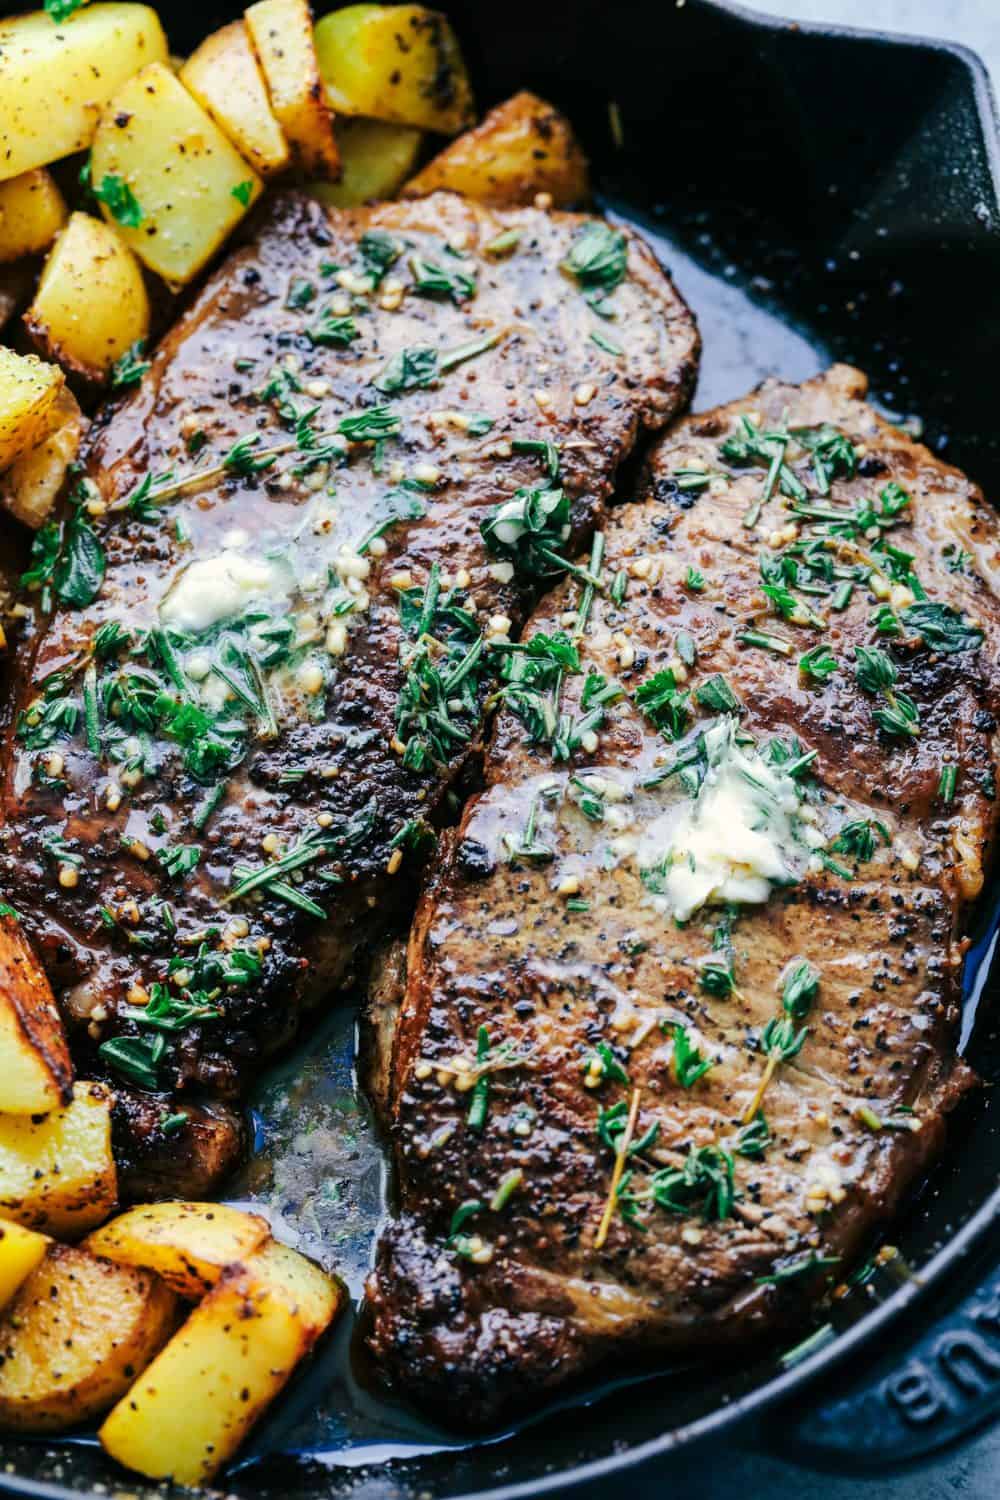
637, 719, 823, 921
160, 551, 292, 633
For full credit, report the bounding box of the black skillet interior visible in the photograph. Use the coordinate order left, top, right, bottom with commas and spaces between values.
3, 1, 1000, 1497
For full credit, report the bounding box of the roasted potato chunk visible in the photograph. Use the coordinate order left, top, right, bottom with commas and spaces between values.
403, 91, 590, 208
309, 118, 423, 208
180, 20, 290, 178
0, 1081, 116, 1237
0, 1221, 49, 1313
0, 913, 72, 1113
0, 1244, 178, 1433
0, 386, 85, 530
245, 0, 340, 181
24, 212, 150, 384
86, 1201, 272, 1298
315, 3, 474, 135
23, 212, 147, 381
89, 62, 263, 287
0, 347, 64, 474
0, 5, 168, 182
99, 1238, 341, 1483
0, 171, 67, 265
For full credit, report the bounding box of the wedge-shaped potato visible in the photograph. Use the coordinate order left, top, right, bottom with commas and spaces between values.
403, 91, 590, 208
309, 118, 422, 208
89, 63, 263, 287
24, 212, 149, 383
0, 1220, 49, 1313
86, 1201, 271, 1298
0, 1081, 116, 1237
99, 1238, 341, 1483
0, 386, 85, 530
0, 1244, 178, 1433
245, 0, 340, 181
0, 914, 72, 1113
181, 21, 290, 178
0, 171, 67, 265
0, 348, 64, 474
0, 5, 168, 183
314, 4, 474, 135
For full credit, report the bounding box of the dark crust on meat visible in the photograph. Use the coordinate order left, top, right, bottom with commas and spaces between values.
366, 365, 998, 1426
0, 191, 698, 1184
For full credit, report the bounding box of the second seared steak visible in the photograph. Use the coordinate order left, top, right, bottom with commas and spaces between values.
367, 365, 999, 1425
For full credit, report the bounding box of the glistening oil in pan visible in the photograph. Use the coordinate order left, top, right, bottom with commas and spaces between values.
218, 210, 1000, 1478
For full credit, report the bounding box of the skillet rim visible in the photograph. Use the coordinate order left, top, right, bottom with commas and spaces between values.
0, 0, 999, 1494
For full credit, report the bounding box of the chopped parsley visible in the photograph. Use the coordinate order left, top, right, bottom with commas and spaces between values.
93, 174, 143, 227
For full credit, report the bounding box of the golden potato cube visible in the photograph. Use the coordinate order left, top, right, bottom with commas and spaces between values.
245, 0, 340, 181
314, 4, 474, 135
99, 1237, 341, 1484
24, 212, 150, 384
0, 5, 168, 183
0, 347, 64, 474
0, 1219, 49, 1313
0, 386, 85, 530
0, 1244, 179, 1433
0, 1081, 117, 1238
403, 91, 591, 208
309, 118, 423, 208
181, 20, 290, 178
86, 1201, 272, 1298
0, 170, 67, 265
89, 62, 263, 287
0, 912, 73, 1113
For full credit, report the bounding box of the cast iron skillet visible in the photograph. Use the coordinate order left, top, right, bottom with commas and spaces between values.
2, 1, 1000, 1496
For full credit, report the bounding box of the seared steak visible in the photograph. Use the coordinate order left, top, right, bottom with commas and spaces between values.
0, 191, 697, 1185
367, 365, 998, 1425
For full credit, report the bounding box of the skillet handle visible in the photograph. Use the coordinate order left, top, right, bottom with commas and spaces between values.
773, 1248, 1000, 1468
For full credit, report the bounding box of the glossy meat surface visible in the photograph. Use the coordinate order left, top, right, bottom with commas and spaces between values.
367, 366, 999, 1424
0, 191, 697, 1176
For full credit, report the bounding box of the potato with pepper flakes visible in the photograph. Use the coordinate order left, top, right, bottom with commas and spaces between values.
0, 347, 64, 474
0, 1220, 49, 1314
99, 1238, 341, 1484
0, 385, 85, 530
0, 1244, 178, 1433
89, 62, 263, 287
0, 170, 67, 264
0, 4, 168, 182
245, 0, 340, 181
181, 20, 290, 178
403, 91, 591, 209
86, 1201, 272, 1298
314, 3, 474, 135
0, 911, 73, 1113
24, 212, 151, 384
0, 1082, 116, 1238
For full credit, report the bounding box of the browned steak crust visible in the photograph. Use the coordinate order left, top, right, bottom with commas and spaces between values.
367, 365, 999, 1426
0, 191, 697, 1185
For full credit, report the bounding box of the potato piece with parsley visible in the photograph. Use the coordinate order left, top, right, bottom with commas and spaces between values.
0, 5, 168, 182
89, 62, 262, 287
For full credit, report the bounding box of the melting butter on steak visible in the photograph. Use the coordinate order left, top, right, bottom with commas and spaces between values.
0, 191, 697, 1189
366, 365, 999, 1425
